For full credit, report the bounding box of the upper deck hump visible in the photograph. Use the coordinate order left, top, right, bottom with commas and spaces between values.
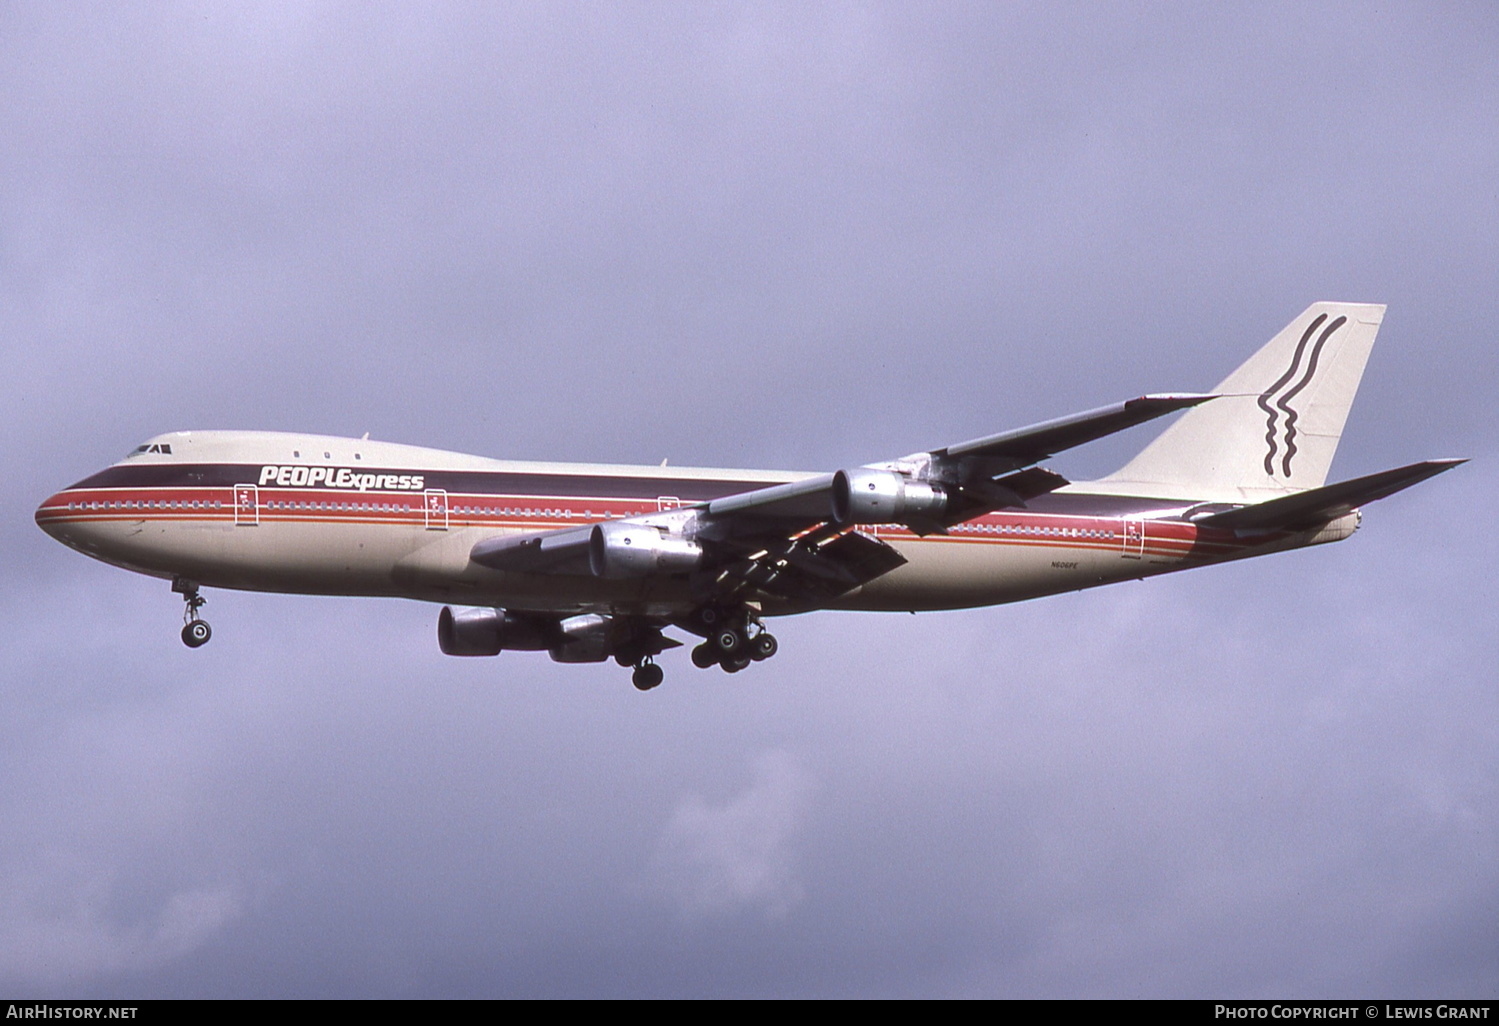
88, 430, 814, 494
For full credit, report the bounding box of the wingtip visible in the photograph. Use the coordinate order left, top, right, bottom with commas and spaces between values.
1133, 392, 1221, 407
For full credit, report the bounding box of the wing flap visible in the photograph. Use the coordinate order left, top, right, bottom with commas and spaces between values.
730, 529, 908, 602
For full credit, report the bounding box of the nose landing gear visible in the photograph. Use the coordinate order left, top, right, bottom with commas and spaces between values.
182, 618, 212, 648
173, 577, 212, 648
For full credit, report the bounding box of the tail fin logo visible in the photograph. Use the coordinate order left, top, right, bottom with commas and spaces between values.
1256, 313, 1347, 478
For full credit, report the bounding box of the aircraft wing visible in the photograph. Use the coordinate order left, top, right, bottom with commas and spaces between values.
470, 393, 1211, 603
932, 393, 1216, 466
471, 525, 594, 575
705, 393, 1214, 531
468, 515, 908, 603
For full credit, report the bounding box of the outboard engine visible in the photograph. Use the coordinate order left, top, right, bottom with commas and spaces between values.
832, 468, 948, 525
437, 606, 555, 656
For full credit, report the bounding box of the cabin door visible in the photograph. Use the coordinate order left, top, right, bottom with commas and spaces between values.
234, 484, 259, 526
424, 489, 449, 530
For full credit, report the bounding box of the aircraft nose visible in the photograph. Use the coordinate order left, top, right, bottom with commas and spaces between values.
35, 491, 67, 538
35, 489, 90, 550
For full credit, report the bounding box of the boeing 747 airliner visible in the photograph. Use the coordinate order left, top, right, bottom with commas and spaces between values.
36, 303, 1463, 689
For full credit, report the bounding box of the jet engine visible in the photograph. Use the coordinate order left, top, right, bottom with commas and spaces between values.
437, 606, 554, 656
547, 614, 614, 663
832, 468, 948, 525
439, 607, 670, 667
588, 521, 704, 578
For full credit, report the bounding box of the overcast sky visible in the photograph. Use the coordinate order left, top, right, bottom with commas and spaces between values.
2, 1, 1495, 998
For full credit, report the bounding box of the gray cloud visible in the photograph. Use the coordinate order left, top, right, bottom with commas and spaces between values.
651, 749, 812, 921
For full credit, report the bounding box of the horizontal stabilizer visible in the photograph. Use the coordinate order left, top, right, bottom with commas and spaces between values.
1195, 459, 1466, 532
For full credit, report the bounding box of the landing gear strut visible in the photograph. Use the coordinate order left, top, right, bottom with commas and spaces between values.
688, 608, 778, 675
173, 577, 212, 648
620, 607, 781, 689
631, 659, 664, 691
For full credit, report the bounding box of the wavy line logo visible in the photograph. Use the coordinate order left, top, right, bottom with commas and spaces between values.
1256, 313, 1347, 477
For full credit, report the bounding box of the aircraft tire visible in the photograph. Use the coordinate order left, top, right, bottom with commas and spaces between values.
632, 663, 664, 691
181, 620, 212, 648
722, 652, 751, 674
691, 643, 718, 669
750, 633, 778, 661
714, 628, 742, 654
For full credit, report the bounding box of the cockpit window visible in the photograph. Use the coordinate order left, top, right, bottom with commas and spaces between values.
124, 443, 172, 459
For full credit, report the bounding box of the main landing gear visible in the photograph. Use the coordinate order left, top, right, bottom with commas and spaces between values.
631, 659, 665, 691
173, 577, 212, 648
619, 607, 781, 691
688, 609, 778, 676
609, 630, 672, 691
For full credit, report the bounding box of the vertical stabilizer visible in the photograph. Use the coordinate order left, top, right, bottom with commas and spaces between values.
1099, 302, 1385, 501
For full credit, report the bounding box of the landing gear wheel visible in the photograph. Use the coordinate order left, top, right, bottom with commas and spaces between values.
632, 661, 664, 691
174, 578, 210, 648
722, 652, 752, 674
714, 628, 743, 654
181, 620, 212, 648
691, 643, 719, 669
750, 632, 778, 661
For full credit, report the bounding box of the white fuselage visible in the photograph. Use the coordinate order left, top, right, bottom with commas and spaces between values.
36, 430, 1352, 620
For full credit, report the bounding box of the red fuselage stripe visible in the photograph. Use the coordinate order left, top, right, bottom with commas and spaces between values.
36, 483, 1253, 559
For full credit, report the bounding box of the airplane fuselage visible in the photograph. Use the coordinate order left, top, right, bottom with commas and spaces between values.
35, 430, 1351, 620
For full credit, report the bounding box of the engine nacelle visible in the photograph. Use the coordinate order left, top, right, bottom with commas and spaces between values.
588, 521, 704, 579
548, 614, 613, 663
832, 468, 949, 525
437, 606, 554, 656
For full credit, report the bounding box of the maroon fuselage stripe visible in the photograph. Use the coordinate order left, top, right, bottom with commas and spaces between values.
36, 481, 1255, 560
